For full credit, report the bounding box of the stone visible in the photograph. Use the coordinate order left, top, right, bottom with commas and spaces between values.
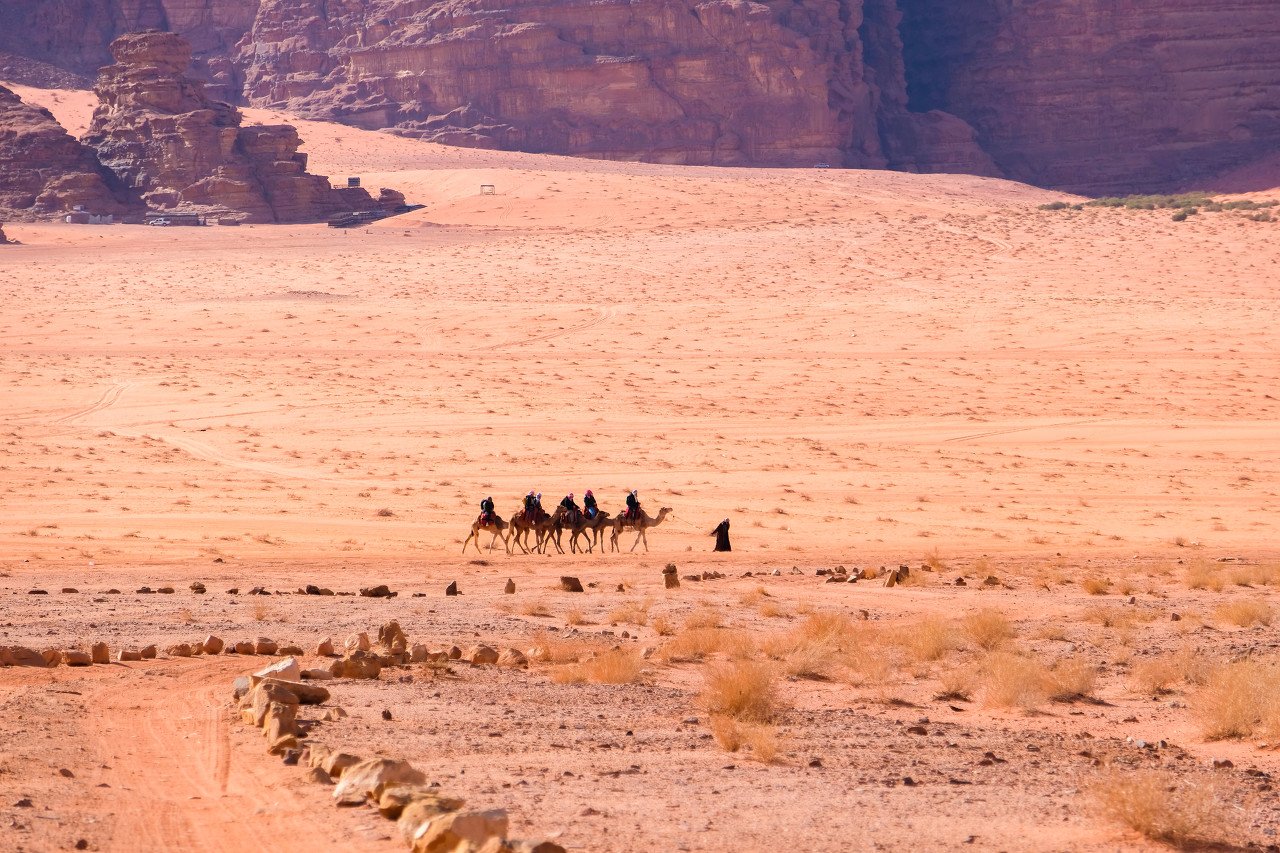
202, 635, 224, 655
189, 581, 206, 594
305, 766, 332, 784
664, 571, 680, 590
445, 581, 459, 596
257, 677, 329, 705
321, 751, 362, 779
254, 638, 278, 655
40, 649, 63, 667
448, 646, 462, 660
263, 702, 298, 742
410, 644, 428, 664
61, 587, 78, 594
232, 676, 253, 700
398, 796, 469, 843
255, 656, 301, 682
345, 633, 372, 653
497, 649, 529, 668
560, 576, 584, 593
331, 651, 382, 679
379, 785, 464, 820
317, 637, 335, 656
332, 757, 425, 806
89, 642, 109, 664
249, 681, 300, 727
504, 579, 516, 594
302, 668, 335, 681
157, 587, 175, 594
408, 808, 509, 853
378, 621, 407, 649
465, 645, 499, 666
116, 649, 142, 662
165, 643, 191, 657
360, 584, 395, 598
269, 736, 299, 757
140, 644, 158, 659
234, 641, 255, 655
324, 707, 347, 722
64, 651, 92, 666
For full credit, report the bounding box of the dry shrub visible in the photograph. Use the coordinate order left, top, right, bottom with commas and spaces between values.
177, 607, 195, 625
608, 599, 650, 626
1185, 559, 1225, 592
702, 660, 780, 722
1082, 605, 1135, 629
1129, 656, 1182, 695
553, 647, 644, 685
1081, 577, 1111, 595
1194, 657, 1280, 740
684, 607, 723, 630
565, 608, 587, 626
651, 615, 674, 636
527, 630, 598, 665
659, 627, 754, 663
897, 615, 960, 663
1213, 599, 1273, 627
759, 613, 857, 680
1034, 623, 1068, 641
935, 666, 976, 701
759, 600, 790, 619
980, 652, 1049, 710
1048, 656, 1097, 701
520, 600, 552, 618
710, 716, 782, 763
251, 600, 271, 622
738, 587, 769, 606
963, 608, 1015, 650
1090, 769, 1231, 848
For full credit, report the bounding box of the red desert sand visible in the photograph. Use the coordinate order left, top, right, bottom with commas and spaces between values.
1, 85, 1278, 853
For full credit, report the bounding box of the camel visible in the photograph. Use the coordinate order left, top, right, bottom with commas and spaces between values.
509, 505, 565, 555
550, 509, 613, 555
462, 513, 509, 554
609, 506, 672, 553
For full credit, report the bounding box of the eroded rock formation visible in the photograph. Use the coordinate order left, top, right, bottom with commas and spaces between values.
83, 31, 380, 223
2, 0, 1278, 192
0, 84, 131, 220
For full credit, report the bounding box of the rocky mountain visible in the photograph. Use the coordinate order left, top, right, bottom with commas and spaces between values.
82, 31, 385, 222
0, 83, 131, 220
1, 0, 1277, 193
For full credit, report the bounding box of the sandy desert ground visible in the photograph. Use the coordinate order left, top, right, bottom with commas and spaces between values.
1, 85, 1279, 853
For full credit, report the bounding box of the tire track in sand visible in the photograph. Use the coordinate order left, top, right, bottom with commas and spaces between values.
84, 660, 393, 853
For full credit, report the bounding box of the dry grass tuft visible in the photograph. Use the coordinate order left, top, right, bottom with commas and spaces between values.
527, 630, 599, 665
684, 607, 724, 630
1213, 599, 1273, 627
935, 666, 976, 701
1090, 769, 1231, 848
758, 600, 790, 619
659, 627, 754, 663
177, 607, 195, 624
651, 615, 674, 636
710, 715, 783, 763
980, 652, 1049, 709
1194, 657, 1280, 740
702, 660, 780, 722
565, 608, 587, 626
608, 599, 650, 626
1184, 559, 1225, 592
898, 615, 960, 663
963, 608, 1015, 650
520, 600, 553, 618
1047, 656, 1097, 701
1129, 657, 1181, 695
552, 647, 644, 685
251, 600, 271, 622
1080, 577, 1111, 595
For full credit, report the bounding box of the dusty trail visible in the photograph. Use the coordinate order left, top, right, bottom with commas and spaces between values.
78, 660, 394, 853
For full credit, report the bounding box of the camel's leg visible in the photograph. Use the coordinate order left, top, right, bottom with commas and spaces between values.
513, 527, 530, 555
640, 528, 649, 553
630, 528, 643, 553
487, 530, 499, 553
462, 530, 475, 554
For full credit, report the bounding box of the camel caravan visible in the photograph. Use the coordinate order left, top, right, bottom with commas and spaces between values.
462, 490, 673, 556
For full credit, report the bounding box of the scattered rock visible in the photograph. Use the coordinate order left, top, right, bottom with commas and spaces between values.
398, 795, 469, 843
302, 668, 335, 680
445, 581, 459, 596
1170, 612, 1182, 622
306, 766, 332, 784
378, 621, 407, 649
560, 576, 584, 593
955, 577, 967, 586
324, 707, 348, 722
408, 808, 509, 853
317, 637, 336, 656
115, 649, 142, 662
255, 638, 279, 655
379, 785, 464, 820
189, 582, 206, 594
410, 644, 428, 663
497, 648, 529, 668
233, 641, 255, 655
330, 650, 382, 679
504, 579, 516, 594
255, 656, 302, 682
360, 584, 396, 598
140, 644, 158, 659
61, 587, 78, 594
64, 650, 91, 666
466, 645, 499, 665
202, 635, 224, 655
983, 575, 1000, 586
87, 642, 110, 663
321, 751, 362, 779
345, 633, 372, 653
663, 564, 680, 589
40, 649, 63, 667
28, 589, 48, 595
157, 587, 175, 594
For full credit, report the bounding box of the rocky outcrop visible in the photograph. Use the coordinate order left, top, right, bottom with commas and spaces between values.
0, 84, 132, 220
3, 1, 1279, 192
82, 31, 383, 223
897, 0, 1280, 194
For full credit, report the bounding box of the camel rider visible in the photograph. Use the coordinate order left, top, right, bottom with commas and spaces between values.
560, 493, 580, 523
625, 489, 640, 521
583, 490, 598, 519
523, 490, 538, 521
479, 496, 495, 524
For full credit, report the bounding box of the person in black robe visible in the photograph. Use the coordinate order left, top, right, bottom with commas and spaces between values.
479, 496, 495, 524
711, 518, 731, 552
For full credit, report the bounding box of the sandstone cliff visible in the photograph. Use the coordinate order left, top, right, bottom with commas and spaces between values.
0, 84, 132, 221
2, 0, 1277, 193
82, 31, 383, 223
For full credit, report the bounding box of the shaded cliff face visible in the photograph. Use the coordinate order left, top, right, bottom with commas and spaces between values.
898, 0, 1280, 193
2, 0, 1278, 192
0, 84, 133, 221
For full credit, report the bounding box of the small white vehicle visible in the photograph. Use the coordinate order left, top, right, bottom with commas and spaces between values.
149, 218, 171, 226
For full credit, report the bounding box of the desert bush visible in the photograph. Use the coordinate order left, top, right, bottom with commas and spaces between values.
1194, 657, 1280, 740
608, 599, 650, 626
1082, 605, 1135, 629
980, 652, 1049, 710
684, 606, 723, 630
651, 615, 674, 636
759, 600, 790, 619
710, 716, 783, 763
1048, 656, 1097, 701
527, 630, 598, 665
1080, 577, 1111, 595
565, 608, 587, 626
251, 600, 271, 622
963, 608, 1015, 650
520, 600, 553, 618
552, 647, 643, 685
1184, 560, 1224, 591
702, 660, 780, 722
1213, 599, 1273, 627
659, 627, 754, 663
1037, 201, 1071, 211
1129, 657, 1181, 695
935, 666, 976, 701
897, 615, 960, 663
1090, 768, 1230, 847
